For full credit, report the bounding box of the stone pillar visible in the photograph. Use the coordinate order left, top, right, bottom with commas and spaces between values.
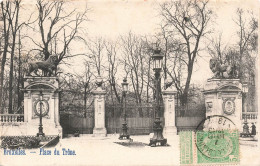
162, 87, 177, 136
92, 76, 107, 137
23, 76, 62, 137
23, 90, 30, 122
203, 79, 243, 131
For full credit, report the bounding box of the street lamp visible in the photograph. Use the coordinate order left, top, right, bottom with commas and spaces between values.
119, 77, 130, 140
149, 46, 167, 147
242, 83, 248, 120
37, 91, 45, 137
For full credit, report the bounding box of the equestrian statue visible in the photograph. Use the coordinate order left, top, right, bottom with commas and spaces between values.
28, 55, 59, 76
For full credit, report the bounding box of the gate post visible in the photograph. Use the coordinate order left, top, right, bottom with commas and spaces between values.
162, 87, 177, 136
92, 76, 107, 137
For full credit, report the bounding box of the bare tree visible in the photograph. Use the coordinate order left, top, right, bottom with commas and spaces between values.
27, 0, 88, 69
0, 1, 11, 113
105, 40, 121, 104
85, 37, 106, 76
1, 0, 23, 113
121, 32, 146, 104
233, 8, 257, 82
141, 37, 153, 103
160, 0, 213, 105
207, 33, 229, 63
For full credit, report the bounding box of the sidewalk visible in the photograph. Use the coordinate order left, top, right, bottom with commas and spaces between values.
0, 134, 180, 166
0, 134, 259, 166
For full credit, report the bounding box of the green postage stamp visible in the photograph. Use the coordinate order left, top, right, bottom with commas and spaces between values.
180, 130, 240, 165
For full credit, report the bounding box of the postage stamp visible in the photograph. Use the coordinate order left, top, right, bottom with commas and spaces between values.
180, 130, 240, 165
196, 130, 240, 164
180, 131, 193, 165
180, 115, 240, 165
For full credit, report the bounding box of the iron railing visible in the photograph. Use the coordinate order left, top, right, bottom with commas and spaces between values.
0, 114, 24, 122
242, 112, 258, 120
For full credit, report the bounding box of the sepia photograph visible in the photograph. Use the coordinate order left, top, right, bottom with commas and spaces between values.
0, 0, 259, 165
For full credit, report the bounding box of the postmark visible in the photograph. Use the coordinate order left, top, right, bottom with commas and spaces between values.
180, 115, 240, 165
196, 130, 239, 164
196, 115, 237, 131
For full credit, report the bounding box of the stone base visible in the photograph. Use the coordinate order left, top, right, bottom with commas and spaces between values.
93, 128, 107, 137
0, 123, 63, 138
149, 138, 167, 147
163, 126, 177, 137
119, 134, 130, 140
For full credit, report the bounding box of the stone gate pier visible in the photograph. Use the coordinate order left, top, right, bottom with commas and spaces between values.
203, 79, 243, 131
0, 77, 63, 137
92, 76, 107, 137
162, 86, 177, 136
23, 76, 62, 136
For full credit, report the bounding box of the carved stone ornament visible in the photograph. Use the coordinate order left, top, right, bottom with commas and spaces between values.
95, 75, 103, 88
222, 98, 235, 115
33, 97, 50, 118
206, 101, 213, 112
30, 84, 53, 90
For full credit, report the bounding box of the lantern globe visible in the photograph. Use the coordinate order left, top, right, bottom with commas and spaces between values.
152, 48, 164, 70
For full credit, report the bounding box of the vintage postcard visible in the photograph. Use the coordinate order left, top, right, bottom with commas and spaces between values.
0, 0, 259, 165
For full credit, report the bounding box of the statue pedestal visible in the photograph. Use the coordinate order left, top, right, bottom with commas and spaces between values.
203, 79, 242, 131
23, 76, 62, 137
162, 87, 177, 137
92, 88, 107, 137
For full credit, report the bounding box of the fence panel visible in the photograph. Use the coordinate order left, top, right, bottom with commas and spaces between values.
105, 103, 163, 135
106, 117, 156, 135
60, 102, 206, 136
60, 114, 94, 135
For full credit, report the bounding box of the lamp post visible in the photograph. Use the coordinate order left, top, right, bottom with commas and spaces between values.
119, 78, 130, 140
37, 91, 45, 137
241, 83, 250, 136
242, 83, 248, 114
149, 46, 167, 147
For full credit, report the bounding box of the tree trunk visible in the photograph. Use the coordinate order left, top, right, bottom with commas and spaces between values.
181, 63, 193, 106
8, 41, 15, 114
111, 78, 120, 103
17, 31, 22, 109
8, 1, 19, 114
0, 45, 7, 113
0, 2, 10, 113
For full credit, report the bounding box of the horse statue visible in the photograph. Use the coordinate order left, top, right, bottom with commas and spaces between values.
28, 55, 59, 76
209, 58, 238, 79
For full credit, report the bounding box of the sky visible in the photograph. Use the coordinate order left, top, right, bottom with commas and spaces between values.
69, 0, 258, 85
18, 0, 259, 86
